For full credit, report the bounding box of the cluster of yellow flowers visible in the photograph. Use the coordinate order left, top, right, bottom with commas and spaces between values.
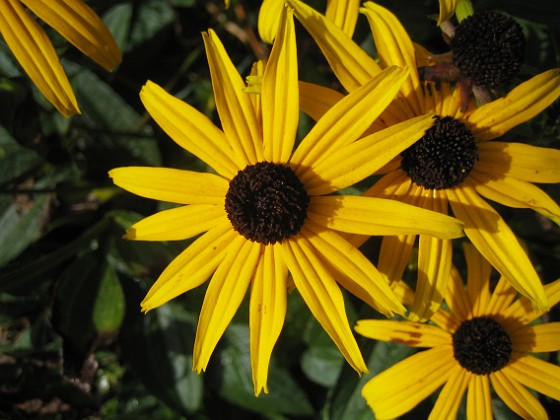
5, 0, 558, 418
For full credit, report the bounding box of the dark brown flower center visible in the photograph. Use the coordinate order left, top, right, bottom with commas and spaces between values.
401, 116, 478, 190
453, 316, 512, 375
451, 10, 525, 87
225, 162, 310, 244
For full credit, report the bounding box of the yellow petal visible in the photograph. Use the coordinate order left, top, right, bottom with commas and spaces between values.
444, 266, 471, 327
287, 0, 381, 92
125, 204, 225, 241
502, 354, 560, 402
485, 275, 518, 316
430, 364, 470, 419
250, 244, 288, 395
258, 0, 283, 43
438, 0, 458, 24
409, 192, 453, 322
193, 236, 260, 372
299, 81, 343, 122
355, 319, 451, 347
302, 222, 405, 317
360, 1, 422, 115
361, 347, 454, 419
325, 0, 360, 37
464, 242, 492, 317
491, 370, 548, 420
308, 195, 464, 239
447, 185, 548, 311
511, 323, 560, 353
141, 219, 236, 311
109, 167, 228, 204
502, 278, 560, 326
467, 69, 560, 141
203, 30, 262, 165
466, 375, 492, 420
478, 141, 560, 183
262, 6, 297, 163
471, 169, 560, 225
0, 0, 79, 116
292, 66, 410, 172
22, 0, 121, 71
140, 81, 240, 178
301, 113, 435, 194
282, 236, 367, 373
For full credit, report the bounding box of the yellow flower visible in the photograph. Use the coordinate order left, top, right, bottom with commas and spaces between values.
110, 7, 463, 395
0, 0, 121, 116
289, 0, 560, 321
356, 243, 560, 419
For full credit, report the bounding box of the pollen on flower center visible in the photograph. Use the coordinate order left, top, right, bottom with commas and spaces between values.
451, 10, 525, 87
225, 162, 310, 245
452, 316, 512, 375
400, 116, 478, 190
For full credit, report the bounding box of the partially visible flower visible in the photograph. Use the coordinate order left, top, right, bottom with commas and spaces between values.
289, 0, 560, 321
438, 0, 473, 25
110, 7, 464, 395
0, 0, 121, 116
356, 243, 560, 419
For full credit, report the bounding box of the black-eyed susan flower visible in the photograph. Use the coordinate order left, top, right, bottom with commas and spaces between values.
110, 7, 464, 395
0, 0, 121, 116
289, 0, 560, 321
355, 243, 560, 419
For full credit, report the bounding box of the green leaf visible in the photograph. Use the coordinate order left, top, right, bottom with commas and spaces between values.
0, 124, 40, 185
128, 1, 175, 50
301, 345, 344, 387
93, 263, 125, 334
103, 4, 133, 53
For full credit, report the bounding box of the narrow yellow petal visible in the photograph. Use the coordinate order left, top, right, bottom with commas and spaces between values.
262, 6, 298, 163
194, 237, 260, 372
360, 1, 423, 115
299, 81, 343, 122
477, 141, 560, 183
287, 0, 381, 92
325, 0, 360, 36
140, 81, 240, 178
471, 169, 560, 225
438, 0, 458, 24
203, 30, 261, 165
250, 244, 288, 395
125, 204, 225, 241
464, 242, 492, 317
447, 185, 548, 311
485, 275, 518, 316
511, 323, 560, 353
109, 167, 228, 205
0, 0, 79, 116
502, 354, 560, 401
430, 307, 461, 333
378, 235, 416, 283
292, 66, 410, 171
467, 69, 560, 141
257, 0, 283, 43
445, 266, 471, 327
361, 347, 454, 419
466, 375, 492, 420
430, 364, 470, 420
491, 370, 548, 420
302, 222, 405, 317
409, 192, 453, 322
282, 236, 368, 373
503, 278, 560, 326
355, 320, 451, 347
301, 113, 435, 194
141, 219, 235, 311
308, 195, 464, 239
22, 0, 121, 71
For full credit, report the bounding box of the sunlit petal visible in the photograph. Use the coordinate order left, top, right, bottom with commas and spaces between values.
250, 244, 288, 395
22, 0, 121, 71
430, 364, 469, 419
203, 30, 261, 164
485, 275, 518, 316
355, 320, 451, 347
109, 167, 228, 205
282, 236, 367, 373
325, 0, 360, 36
125, 204, 225, 241
258, 0, 283, 43
510, 323, 560, 353
501, 354, 560, 402
287, 0, 381, 92
361, 347, 454, 419
466, 375, 492, 420
464, 242, 492, 317
491, 370, 548, 420
502, 278, 560, 326
140, 81, 240, 178
467, 69, 560, 141
299, 81, 343, 122
447, 185, 548, 311
194, 236, 260, 372
0, 0, 79, 116
445, 266, 471, 326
